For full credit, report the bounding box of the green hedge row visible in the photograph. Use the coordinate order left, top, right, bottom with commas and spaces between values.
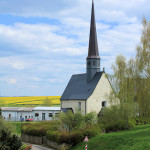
22, 121, 58, 136
46, 124, 101, 145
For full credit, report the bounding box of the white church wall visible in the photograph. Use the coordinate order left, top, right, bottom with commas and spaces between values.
61, 100, 86, 115
87, 73, 112, 114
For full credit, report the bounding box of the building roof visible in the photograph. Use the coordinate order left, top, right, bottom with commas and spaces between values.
1, 107, 61, 112
61, 108, 74, 113
1, 107, 34, 112
33, 107, 61, 111
87, 0, 100, 59
61, 72, 103, 100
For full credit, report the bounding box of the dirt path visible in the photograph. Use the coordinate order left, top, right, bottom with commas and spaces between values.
31, 144, 54, 150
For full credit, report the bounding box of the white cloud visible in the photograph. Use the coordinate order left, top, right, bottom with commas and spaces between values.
12, 62, 25, 70
0, 0, 149, 96
7, 79, 17, 84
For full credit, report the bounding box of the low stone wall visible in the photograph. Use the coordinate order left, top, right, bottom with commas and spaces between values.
22, 134, 43, 145
47, 140, 71, 150
22, 134, 71, 150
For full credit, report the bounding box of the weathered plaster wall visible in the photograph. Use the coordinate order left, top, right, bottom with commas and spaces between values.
61, 100, 86, 115
87, 73, 113, 114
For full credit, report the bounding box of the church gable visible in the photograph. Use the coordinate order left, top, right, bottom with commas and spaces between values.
87, 73, 113, 114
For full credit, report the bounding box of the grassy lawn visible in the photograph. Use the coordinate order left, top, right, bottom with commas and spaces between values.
11, 121, 42, 136
11, 122, 22, 136
71, 124, 150, 150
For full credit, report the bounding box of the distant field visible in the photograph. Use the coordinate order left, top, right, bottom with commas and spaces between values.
0, 96, 61, 107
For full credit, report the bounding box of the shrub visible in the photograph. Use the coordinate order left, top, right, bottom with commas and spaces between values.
0, 129, 22, 150
104, 120, 130, 132
22, 121, 59, 136
46, 130, 61, 143
46, 124, 101, 145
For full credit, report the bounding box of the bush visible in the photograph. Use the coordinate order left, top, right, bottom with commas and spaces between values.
0, 129, 22, 150
46, 130, 61, 143
104, 120, 131, 132
22, 121, 59, 136
46, 124, 101, 145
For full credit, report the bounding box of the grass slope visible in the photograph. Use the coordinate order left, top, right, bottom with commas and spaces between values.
71, 124, 150, 150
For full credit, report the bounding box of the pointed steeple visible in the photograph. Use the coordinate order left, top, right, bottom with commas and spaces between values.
86, 0, 100, 83
87, 0, 100, 59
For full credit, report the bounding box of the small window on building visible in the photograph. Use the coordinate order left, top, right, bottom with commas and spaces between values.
49, 113, 53, 117
78, 102, 81, 111
93, 61, 96, 65
9, 114, 11, 120
102, 101, 107, 107
29, 116, 30, 118
35, 113, 39, 117
31, 116, 33, 118
88, 62, 91, 66
55, 113, 59, 116
25, 116, 27, 119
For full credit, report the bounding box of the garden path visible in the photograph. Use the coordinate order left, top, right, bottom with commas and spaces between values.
31, 144, 54, 150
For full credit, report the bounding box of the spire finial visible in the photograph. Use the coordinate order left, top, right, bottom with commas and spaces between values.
87, 0, 99, 59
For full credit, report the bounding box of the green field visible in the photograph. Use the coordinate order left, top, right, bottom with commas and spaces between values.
71, 124, 150, 150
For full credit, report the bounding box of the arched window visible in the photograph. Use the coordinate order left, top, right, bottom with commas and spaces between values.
102, 101, 107, 107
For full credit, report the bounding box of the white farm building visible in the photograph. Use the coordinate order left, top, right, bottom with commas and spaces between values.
1, 107, 60, 121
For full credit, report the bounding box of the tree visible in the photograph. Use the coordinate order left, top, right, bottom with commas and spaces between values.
0, 117, 22, 150
108, 18, 150, 120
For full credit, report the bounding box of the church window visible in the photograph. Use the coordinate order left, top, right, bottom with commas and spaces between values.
78, 102, 81, 111
102, 101, 107, 107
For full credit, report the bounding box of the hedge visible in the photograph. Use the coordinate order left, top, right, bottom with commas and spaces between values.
46, 124, 102, 145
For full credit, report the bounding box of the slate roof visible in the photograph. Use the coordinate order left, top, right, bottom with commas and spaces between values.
61, 72, 103, 100
61, 108, 74, 113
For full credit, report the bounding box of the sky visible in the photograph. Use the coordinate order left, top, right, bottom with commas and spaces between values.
0, 0, 150, 96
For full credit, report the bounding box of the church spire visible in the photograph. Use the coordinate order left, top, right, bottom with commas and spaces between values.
86, 0, 100, 83
87, 0, 100, 59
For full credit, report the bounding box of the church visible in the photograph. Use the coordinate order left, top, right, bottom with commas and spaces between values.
60, 1, 114, 115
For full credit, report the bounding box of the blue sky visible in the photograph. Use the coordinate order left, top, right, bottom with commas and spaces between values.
0, 0, 150, 96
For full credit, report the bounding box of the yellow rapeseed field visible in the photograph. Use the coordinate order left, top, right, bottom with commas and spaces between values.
0, 96, 60, 107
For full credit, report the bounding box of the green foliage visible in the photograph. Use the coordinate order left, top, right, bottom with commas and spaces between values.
100, 18, 150, 134
71, 124, 150, 150
22, 121, 59, 136
0, 125, 22, 150
46, 124, 101, 145
85, 112, 98, 126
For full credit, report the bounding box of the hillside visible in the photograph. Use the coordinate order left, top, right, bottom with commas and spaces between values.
71, 124, 150, 150
0, 96, 60, 107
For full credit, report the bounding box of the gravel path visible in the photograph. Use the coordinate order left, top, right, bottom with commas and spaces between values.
31, 144, 54, 150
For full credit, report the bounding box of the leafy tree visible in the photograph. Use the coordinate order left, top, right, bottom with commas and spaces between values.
105, 18, 150, 124
0, 117, 22, 150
